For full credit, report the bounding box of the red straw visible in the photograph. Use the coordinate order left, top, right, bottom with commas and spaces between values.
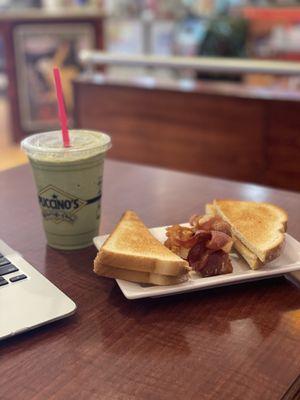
53, 67, 70, 147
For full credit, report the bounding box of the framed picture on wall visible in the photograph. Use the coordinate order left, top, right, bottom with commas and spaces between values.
14, 23, 95, 132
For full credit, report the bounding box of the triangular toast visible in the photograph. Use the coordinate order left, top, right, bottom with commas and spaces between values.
94, 210, 189, 278
213, 200, 287, 263
206, 203, 262, 269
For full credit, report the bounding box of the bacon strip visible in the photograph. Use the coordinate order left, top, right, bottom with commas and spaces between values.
201, 251, 233, 277
206, 231, 233, 253
188, 243, 233, 276
165, 215, 234, 277
187, 227, 233, 277
178, 231, 211, 249
196, 216, 232, 236
187, 241, 208, 270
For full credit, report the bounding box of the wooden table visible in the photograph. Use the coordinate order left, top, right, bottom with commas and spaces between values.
1, 160, 300, 400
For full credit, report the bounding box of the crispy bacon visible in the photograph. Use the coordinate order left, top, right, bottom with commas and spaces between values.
187, 241, 209, 270
201, 251, 233, 277
165, 226, 211, 250
188, 243, 232, 277
206, 231, 233, 253
165, 214, 234, 277
196, 216, 232, 236
185, 231, 211, 248
189, 214, 211, 228
165, 225, 194, 248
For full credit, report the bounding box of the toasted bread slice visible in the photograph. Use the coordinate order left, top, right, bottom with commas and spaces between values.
94, 263, 188, 286
213, 200, 287, 263
205, 203, 216, 216
233, 239, 262, 269
206, 202, 262, 269
94, 210, 189, 277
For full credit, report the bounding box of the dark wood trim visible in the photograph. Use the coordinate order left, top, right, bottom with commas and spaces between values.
73, 78, 300, 191
281, 375, 300, 400
1, 22, 21, 142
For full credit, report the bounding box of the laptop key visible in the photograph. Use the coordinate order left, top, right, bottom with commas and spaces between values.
0, 277, 8, 286
0, 257, 11, 267
10, 274, 27, 283
0, 264, 18, 276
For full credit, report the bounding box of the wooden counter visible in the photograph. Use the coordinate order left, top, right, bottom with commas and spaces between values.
74, 74, 300, 192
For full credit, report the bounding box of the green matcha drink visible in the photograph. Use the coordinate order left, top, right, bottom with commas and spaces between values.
21, 130, 111, 250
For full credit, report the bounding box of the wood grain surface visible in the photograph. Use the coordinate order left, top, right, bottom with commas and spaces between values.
74, 82, 265, 184
74, 79, 300, 191
282, 374, 300, 400
0, 160, 300, 400
265, 101, 300, 192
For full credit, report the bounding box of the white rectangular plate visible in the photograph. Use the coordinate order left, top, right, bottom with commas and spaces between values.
93, 225, 300, 299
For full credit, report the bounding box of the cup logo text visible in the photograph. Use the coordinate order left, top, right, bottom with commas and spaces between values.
38, 185, 87, 224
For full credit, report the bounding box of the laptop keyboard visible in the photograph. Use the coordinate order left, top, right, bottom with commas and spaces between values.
0, 257, 11, 267
0, 277, 8, 286
0, 252, 27, 287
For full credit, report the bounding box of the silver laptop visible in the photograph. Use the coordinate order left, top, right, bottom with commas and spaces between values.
0, 239, 76, 340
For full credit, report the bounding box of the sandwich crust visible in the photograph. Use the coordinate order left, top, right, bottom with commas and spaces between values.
94, 263, 189, 286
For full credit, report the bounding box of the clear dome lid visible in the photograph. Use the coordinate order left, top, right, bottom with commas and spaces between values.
21, 130, 112, 161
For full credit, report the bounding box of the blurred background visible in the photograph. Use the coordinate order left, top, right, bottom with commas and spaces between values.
1, 0, 300, 190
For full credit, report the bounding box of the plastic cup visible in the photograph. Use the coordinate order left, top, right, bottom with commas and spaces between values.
21, 130, 111, 250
